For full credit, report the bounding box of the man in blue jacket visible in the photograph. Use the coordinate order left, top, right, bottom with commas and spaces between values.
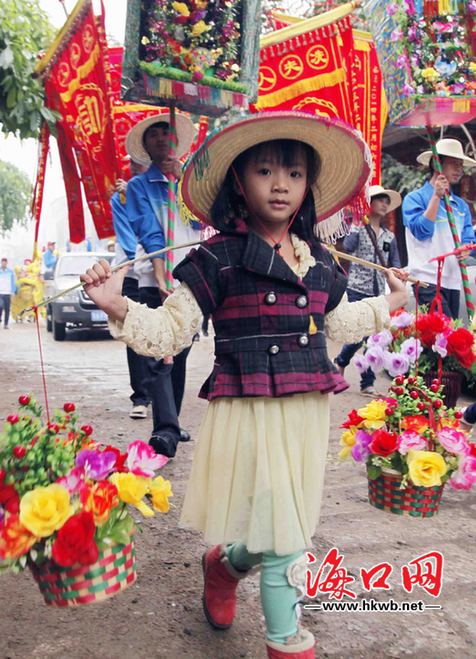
0, 258, 17, 329
402, 138, 476, 319
111, 159, 150, 420
124, 113, 200, 458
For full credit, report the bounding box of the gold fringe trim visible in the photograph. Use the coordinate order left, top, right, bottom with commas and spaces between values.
261, 1, 360, 48
34, 0, 91, 77
254, 69, 346, 110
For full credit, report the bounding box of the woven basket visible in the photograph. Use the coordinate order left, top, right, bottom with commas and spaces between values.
368, 469, 444, 518
30, 539, 136, 607
422, 371, 462, 409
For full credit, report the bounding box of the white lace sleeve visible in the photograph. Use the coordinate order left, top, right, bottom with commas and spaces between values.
324, 294, 390, 343
108, 283, 204, 359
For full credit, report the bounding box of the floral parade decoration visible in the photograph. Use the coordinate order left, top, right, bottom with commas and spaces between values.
339, 375, 476, 517
121, 0, 261, 115
363, 0, 476, 126
0, 396, 172, 606
352, 307, 476, 407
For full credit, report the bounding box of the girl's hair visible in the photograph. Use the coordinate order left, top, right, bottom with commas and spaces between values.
210, 139, 321, 244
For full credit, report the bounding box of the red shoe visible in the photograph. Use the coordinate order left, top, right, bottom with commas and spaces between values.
202, 545, 248, 629
266, 630, 315, 658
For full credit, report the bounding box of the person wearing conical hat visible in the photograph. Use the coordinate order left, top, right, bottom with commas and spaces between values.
334, 184, 402, 396
402, 138, 476, 319
124, 112, 200, 456
80, 111, 409, 658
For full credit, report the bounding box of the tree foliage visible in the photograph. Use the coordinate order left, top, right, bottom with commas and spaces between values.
381, 152, 427, 197
0, 0, 57, 139
0, 160, 32, 235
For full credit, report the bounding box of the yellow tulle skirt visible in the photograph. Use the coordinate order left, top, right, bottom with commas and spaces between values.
180, 391, 330, 556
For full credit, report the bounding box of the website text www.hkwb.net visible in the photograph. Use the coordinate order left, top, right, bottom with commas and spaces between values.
304, 599, 441, 613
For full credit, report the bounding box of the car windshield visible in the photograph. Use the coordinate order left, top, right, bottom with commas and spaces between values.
56, 255, 112, 276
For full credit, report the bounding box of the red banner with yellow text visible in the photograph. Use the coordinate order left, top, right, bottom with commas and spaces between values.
253, 12, 386, 184
347, 30, 386, 184
42, 0, 118, 241
253, 17, 354, 126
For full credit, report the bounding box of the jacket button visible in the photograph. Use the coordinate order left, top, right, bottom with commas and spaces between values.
265, 292, 277, 305
268, 344, 280, 355
298, 334, 309, 347
296, 295, 308, 308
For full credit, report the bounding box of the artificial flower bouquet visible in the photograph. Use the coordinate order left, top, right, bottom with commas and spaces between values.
0, 395, 172, 605
339, 375, 476, 516
363, 0, 476, 126
353, 308, 476, 390
122, 0, 260, 115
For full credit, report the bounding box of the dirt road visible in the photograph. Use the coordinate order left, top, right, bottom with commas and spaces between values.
0, 323, 474, 658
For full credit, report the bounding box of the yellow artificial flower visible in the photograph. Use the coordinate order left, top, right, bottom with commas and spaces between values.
191, 20, 210, 37
150, 476, 173, 513
421, 67, 439, 83
469, 62, 476, 74
109, 473, 154, 517
19, 484, 73, 538
407, 450, 447, 488
338, 428, 357, 460
357, 400, 388, 430
172, 2, 190, 16
195, 0, 208, 9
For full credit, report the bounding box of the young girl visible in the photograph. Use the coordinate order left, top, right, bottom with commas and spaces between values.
81, 112, 408, 658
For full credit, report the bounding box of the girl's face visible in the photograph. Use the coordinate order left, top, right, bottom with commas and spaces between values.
239, 145, 308, 228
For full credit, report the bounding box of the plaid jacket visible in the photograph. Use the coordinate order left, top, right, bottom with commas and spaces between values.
174, 221, 348, 400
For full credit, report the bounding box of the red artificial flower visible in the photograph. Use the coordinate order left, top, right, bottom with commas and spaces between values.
368, 429, 399, 457
341, 409, 365, 429
80, 481, 119, 526
6, 415, 19, 425
51, 511, 98, 567
13, 446, 26, 459
103, 445, 128, 472
416, 312, 451, 347
446, 327, 476, 367
18, 395, 30, 406
0, 482, 20, 514
63, 402, 76, 413
400, 415, 430, 434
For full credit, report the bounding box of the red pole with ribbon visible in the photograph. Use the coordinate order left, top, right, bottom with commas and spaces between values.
426, 126, 475, 320
165, 106, 177, 290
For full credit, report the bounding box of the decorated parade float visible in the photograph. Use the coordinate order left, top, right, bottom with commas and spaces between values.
0, 396, 172, 606
121, 0, 261, 116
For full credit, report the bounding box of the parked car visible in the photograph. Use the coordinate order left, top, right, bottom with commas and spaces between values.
45, 252, 113, 341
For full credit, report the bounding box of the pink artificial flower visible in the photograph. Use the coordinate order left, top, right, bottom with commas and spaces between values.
437, 427, 471, 456
365, 346, 386, 373
400, 338, 422, 364
391, 311, 414, 329
391, 28, 403, 42
57, 466, 86, 494
367, 330, 393, 348
432, 332, 448, 358
398, 431, 427, 455
402, 84, 415, 97
126, 440, 168, 477
433, 21, 453, 33
383, 351, 410, 377
449, 455, 476, 490
387, 2, 398, 15
351, 353, 370, 374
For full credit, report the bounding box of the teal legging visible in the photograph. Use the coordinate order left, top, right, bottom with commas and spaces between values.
225, 543, 303, 644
